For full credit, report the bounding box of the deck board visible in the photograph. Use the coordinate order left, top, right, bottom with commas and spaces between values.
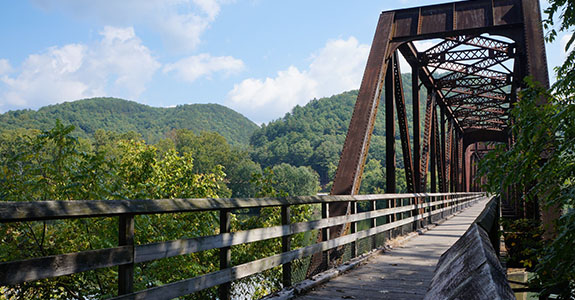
296, 198, 489, 300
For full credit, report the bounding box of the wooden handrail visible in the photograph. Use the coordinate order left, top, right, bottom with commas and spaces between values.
0, 192, 485, 299
0, 192, 479, 223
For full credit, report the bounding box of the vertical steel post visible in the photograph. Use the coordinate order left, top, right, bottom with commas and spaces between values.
412, 64, 421, 192
430, 104, 437, 193
385, 60, 396, 193
440, 107, 446, 193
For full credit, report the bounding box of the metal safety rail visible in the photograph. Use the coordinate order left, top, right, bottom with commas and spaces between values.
0, 192, 484, 299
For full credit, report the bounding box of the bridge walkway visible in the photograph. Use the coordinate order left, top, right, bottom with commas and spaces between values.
296, 197, 490, 300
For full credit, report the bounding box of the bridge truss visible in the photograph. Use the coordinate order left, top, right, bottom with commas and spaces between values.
316, 0, 550, 273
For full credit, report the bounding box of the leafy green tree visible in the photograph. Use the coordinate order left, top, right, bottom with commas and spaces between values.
0, 123, 226, 299
478, 1, 575, 294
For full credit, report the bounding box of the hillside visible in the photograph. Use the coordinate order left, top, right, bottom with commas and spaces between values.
250, 73, 425, 189
0, 98, 259, 145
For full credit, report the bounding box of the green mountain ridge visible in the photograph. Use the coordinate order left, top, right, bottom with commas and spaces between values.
0, 98, 259, 146
249, 73, 424, 192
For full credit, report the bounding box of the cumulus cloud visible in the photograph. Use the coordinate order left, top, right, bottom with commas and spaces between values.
0, 26, 160, 111
226, 37, 370, 123
0, 59, 13, 75
164, 53, 244, 83
32, 0, 227, 51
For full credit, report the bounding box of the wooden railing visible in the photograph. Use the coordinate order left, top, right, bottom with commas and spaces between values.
0, 192, 485, 299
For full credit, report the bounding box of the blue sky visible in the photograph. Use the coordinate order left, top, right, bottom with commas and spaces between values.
0, 0, 571, 124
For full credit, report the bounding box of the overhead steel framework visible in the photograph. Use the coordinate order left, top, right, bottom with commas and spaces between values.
332, 0, 548, 197
307, 0, 549, 274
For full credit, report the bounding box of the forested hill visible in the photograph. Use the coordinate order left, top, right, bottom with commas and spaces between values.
250, 73, 423, 191
0, 98, 259, 145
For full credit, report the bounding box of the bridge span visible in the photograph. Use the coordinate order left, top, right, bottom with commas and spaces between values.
295, 197, 492, 300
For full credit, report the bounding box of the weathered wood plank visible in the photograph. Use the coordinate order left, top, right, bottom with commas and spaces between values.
295, 198, 490, 300
113, 213, 433, 300
135, 204, 420, 263
133, 196, 474, 264
0, 246, 132, 285
0, 193, 481, 223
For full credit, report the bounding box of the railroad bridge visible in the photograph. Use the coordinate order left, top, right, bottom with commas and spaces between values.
0, 0, 552, 299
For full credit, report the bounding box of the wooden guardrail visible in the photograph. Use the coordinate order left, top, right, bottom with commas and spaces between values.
0, 192, 484, 299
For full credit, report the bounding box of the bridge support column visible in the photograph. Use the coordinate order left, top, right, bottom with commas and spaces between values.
385, 60, 396, 194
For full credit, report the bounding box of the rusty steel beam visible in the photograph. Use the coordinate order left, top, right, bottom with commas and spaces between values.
440, 107, 447, 192
398, 42, 463, 133
420, 91, 436, 191
392, 53, 416, 192
391, 0, 524, 42
521, 0, 550, 91
386, 60, 396, 193
412, 62, 421, 192
434, 108, 445, 192
331, 12, 395, 196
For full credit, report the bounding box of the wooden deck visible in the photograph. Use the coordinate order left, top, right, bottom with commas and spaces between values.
296, 198, 490, 300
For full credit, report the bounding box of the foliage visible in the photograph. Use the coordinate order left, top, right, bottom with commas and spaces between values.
249, 84, 423, 192
0, 123, 225, 299
500, 219, 543, 270
543, 0, 575, 98
0, 97, 258, 146
477, 81, 575, 298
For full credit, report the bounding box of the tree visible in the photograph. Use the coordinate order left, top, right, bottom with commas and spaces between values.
478, 1, 575, 297
0, 123, 226, 299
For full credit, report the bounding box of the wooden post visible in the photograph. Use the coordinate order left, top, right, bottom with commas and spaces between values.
219, 209, 231, 300
350, 201, 357, 258
321, 203, 330, 269
371, 199, 377, 249
281, 205, 292, 288
118, 215, 134, 295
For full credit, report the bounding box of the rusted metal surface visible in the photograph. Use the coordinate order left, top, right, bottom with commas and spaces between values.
386, 60, 396, 193
393, 53, 416, 192
330, 12, 395, 196
420, 92, 436, 191
328, 0, 548, 276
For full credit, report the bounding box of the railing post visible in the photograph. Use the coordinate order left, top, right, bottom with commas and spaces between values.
427, 196, 432, 225
118, 215, 134, 295
219, 209, 231, 300
281, 205, 292, 288
351, 201, 357, 258
321, 203, 330, 269
412, 196, 419, 231
371, 199, 377, 249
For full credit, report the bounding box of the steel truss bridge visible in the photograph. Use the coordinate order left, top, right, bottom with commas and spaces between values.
0, 0, 551, 299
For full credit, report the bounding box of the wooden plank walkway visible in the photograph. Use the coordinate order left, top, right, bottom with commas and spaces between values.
296, 198, 490, 300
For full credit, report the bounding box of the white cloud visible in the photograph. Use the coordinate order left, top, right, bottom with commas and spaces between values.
32, 0, 228, 51
164, 53, 244, 83
0, 26, 160, 111
561, 33, 574, 57
226, 37, 369, 122
0, 59, 13, 75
